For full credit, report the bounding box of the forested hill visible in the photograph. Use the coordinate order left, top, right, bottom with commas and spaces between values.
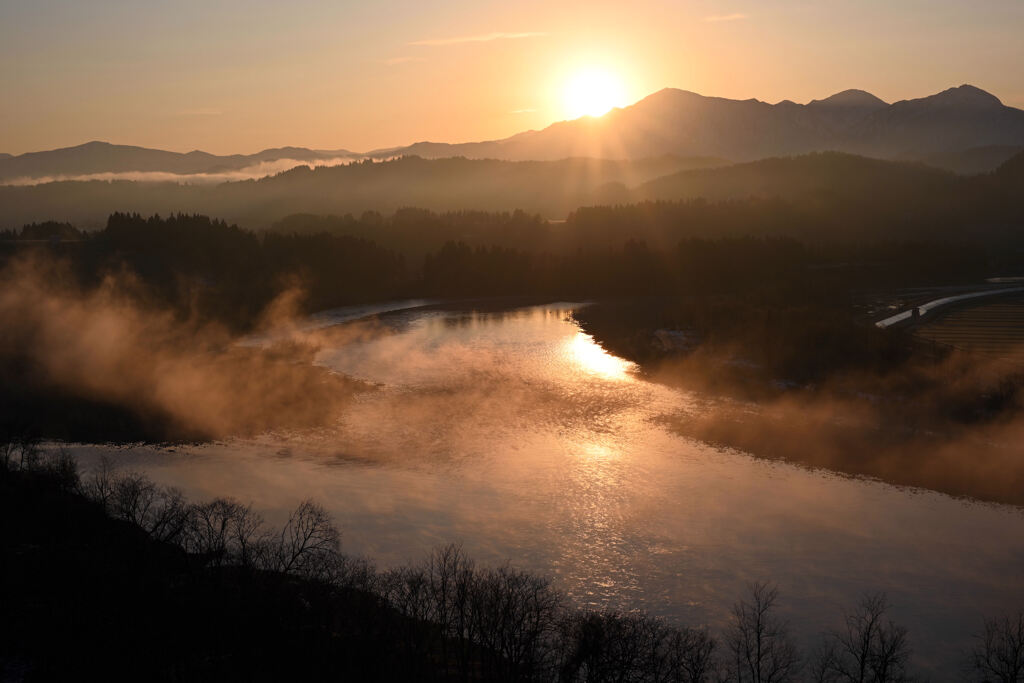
0, 155, 720, 229
0, 151, 1022, 241
635, 152, 957, 203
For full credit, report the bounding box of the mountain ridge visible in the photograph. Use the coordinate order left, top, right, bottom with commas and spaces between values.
4, 84, 1024, 180
387, 84, 1024, 166
807, 89, 888, 108
368, 84, 1024, 171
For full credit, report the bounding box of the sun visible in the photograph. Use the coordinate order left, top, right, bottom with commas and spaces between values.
563, 68, 627, 119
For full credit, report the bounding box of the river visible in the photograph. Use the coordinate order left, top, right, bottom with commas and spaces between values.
69, 302, 1024, 679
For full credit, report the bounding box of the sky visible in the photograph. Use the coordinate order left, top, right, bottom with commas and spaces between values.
2, 0, 1023, 155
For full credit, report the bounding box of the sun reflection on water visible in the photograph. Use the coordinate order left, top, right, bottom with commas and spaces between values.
565, 331, 636, 379
579, 441, 618, 463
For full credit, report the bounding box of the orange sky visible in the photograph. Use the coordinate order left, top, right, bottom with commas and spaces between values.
2, 0, 1023, 155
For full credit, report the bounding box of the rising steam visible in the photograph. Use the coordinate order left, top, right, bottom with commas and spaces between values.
653, 346, 1024, 505
0, 253, 376, 440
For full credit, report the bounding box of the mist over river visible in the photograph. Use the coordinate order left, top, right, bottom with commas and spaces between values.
69, 303, 1024, 679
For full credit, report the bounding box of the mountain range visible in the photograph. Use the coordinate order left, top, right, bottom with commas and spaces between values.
2, 85, 1024, 183
373, 85, 1024, 171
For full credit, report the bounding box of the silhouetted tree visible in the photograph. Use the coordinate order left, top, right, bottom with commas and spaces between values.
469, 563, 564, 681
812, 593, 912, 683
725, 582, 801, 683
668, 625, 719, 683
970, 610, 1024, 682
37, 447, 80, 492
108, 471, 190, 543
381, 564, 436, 678
271, 499, 341, 579
424, 543, 477, 678
0, 433, 40, 471
185, 498, 267, 568
82, 455, 118, 509
556, 610, 718, 683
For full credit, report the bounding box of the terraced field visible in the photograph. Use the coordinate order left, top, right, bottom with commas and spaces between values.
915, 293, 1024, 363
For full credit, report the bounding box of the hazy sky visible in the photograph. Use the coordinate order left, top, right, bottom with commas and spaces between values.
2, 0, 1023, 155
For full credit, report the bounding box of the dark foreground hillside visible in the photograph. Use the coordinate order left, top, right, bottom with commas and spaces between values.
0, 449, 720, 682
0, 461, 418, 681
4, 446, 1024, 682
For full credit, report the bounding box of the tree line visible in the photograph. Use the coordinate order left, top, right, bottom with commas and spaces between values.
1, 213, 409, 329
1, 208, 1011, 327
1, 209, 1011, 399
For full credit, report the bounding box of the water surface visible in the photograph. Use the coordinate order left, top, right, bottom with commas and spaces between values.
72, 303, 1024, 678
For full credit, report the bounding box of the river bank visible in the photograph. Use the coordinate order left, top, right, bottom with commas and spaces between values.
573, 298, 1024, 505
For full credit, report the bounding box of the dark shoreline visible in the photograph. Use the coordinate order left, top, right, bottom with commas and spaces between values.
573, 298, 1024, 506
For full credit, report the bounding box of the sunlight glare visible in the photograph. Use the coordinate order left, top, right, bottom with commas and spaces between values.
566, 331, 635, 379
563, 68, 627, 119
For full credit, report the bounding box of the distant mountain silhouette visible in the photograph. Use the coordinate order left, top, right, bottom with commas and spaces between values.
804, 90, 888, 132
808, 89, 888, 108
0, 141, 357, 182
846, 86, 1024, 163
375, 85, 1024, 172
6, 85, 1022, 182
